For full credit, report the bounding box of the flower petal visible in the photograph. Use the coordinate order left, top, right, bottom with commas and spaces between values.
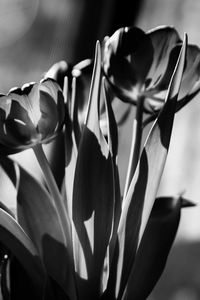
0, 94, 39, 150
146, 26, 181, 90
103, 26, 153, 103
0, 79, 65, 153
178, 44, 200, 100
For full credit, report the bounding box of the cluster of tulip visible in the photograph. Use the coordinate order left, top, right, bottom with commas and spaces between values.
0, 25, 199, 300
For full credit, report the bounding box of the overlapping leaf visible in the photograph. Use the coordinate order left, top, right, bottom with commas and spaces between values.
122, 196, 194, 300
72, 42, 115, 299
104, 34, 187, 300
0, 156, 75, 299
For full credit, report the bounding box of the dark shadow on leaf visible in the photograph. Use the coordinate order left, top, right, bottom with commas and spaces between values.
0, 156, 17, 188
0, 224, 45, 298
73, 127, 114, 297
157, 95, 176, 150
9, 256, 45, 300
105, 150, 148, 300
42, 234, 72, 298
121, 149, 148, 297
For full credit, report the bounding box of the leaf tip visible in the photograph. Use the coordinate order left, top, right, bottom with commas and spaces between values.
181, 198, 197, 208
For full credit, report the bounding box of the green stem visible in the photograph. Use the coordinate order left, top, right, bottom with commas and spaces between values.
124, 96, 145, 197
33, 144, 72, 245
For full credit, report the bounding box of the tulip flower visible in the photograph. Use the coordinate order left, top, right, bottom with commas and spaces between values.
103, 25, 200, 195
103, 25, 200, 114
0, 78, 65, 153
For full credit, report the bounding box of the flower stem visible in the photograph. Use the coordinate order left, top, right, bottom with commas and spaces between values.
124, 96, 145, 197
33, 144, 72, 245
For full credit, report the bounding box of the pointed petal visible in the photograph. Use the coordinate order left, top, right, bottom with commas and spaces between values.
146, 26, 181, 90
103, 27, 153, 103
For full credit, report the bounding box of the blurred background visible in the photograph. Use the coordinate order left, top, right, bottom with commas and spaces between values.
0, 0, 200, 299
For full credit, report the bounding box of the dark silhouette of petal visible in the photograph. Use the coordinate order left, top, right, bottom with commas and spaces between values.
103, 27, 154, 103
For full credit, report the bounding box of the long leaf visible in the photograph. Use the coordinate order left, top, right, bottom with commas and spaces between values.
105, 34, 187, 300
72, 42, 115, 299
100, 78, 121, 292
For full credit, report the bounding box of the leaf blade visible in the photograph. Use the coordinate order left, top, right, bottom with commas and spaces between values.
17, 163, 75, 298
72, 42, 115, 299
123, 196, 182, 300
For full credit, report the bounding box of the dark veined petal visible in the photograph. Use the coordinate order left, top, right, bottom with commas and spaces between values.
37, 78, 65, 142
0, 92, 39, 150
148, 43, 200, 102
0, 78, 65, 153
103, 26, 154, 103
146, 26, 181, 90
144, 43, 200, 114
178, 44, 200, 100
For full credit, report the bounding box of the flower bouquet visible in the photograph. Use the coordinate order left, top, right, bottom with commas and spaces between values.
0, 25, 199, 300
